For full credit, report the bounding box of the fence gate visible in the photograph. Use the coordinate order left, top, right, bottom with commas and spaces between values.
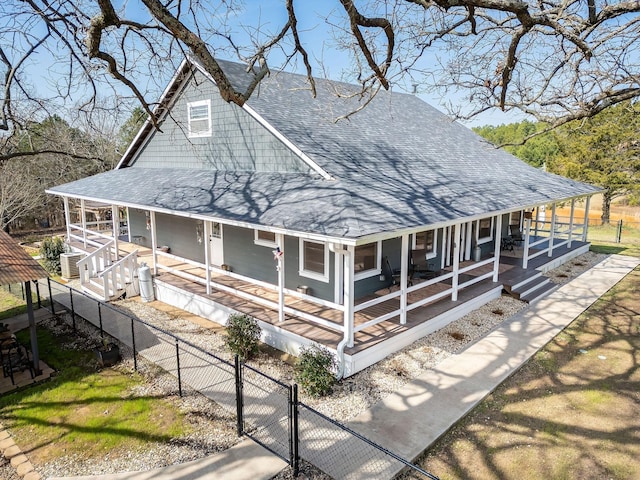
239, 361, 293, 463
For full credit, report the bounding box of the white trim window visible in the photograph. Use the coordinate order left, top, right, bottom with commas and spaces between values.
187, 99, 212, 138
354, 241, 382, 281
413, 230, 437, 259
254, 230, 277, 248
299, 239, 329, 282
477, 217, 494, 244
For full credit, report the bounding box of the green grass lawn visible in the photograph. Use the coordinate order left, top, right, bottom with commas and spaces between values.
0, 323, 194, 466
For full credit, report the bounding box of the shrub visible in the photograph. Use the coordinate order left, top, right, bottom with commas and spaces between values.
294, 344, 336, 397
225, 313, 261, 360
39, 236, 66, 275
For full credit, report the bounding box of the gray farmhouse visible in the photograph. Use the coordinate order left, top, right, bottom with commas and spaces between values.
47, 57, 599, 377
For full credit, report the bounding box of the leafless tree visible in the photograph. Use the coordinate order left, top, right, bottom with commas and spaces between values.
1, 0, 639, 161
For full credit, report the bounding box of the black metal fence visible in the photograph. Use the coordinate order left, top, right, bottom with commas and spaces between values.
37, 278, 438, 480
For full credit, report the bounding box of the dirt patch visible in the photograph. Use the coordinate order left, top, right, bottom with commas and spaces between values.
406, 266, 640, 480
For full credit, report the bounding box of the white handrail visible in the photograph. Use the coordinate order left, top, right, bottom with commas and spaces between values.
99, 249, 138, 298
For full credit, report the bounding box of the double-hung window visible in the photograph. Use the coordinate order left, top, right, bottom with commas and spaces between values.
477, 217, 494, 244
187, 100, 211, 138
354, 241, 381, 280
254, 230, 277, 248
299, 239, 329, 282
414, 230, 437, 259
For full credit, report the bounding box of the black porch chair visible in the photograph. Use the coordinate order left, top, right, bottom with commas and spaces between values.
509, 225, 525, 247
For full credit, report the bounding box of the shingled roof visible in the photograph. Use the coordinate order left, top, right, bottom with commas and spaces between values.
0, 230, 48, 285
47, 58, 599, 240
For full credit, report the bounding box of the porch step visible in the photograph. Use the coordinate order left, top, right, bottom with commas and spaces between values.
520, 280, 560, 304
508, 275, 557, 304
83, 276, 124, 301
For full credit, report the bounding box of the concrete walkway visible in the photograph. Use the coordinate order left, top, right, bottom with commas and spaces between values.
346, 254, 639, 478
12, 253, 638, 480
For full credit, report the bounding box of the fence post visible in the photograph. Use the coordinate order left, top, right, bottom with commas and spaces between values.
175, 339, 182, 397
47, 278, 55, 315
98, 303, 103, 337
616, 220, 623, 243
235, 355, 243, 437
130, 317, 138, 371
291, 383, 299, 477
69, 289, 76, 331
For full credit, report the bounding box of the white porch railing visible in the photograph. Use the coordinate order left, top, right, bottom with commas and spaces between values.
352, 256, 496, 334
525, 220, 586, 265
78, 241, 117, 285
154, 250, 346, 333
69, 223, 114, 249
98, 250, 138, 300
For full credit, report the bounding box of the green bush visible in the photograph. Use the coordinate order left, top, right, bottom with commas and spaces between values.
225, 313, 261, 360
294, 344, 337, 397
39, 236, 66, 275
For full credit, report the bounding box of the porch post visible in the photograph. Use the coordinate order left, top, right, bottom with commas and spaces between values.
343, 246, 355, 347
150, 211, 158, 275
440, 227, 447, 270
334, 247, 344, 304
493, 214, 502, 282
568, 198, 576, 248
548, 203, 557, 257
534, 206, 540, 237
582, 196, 591, 242
465, 221, 473, 261
63, 197, 71, 242
204, 221, 211, 295
522, 215, 532, 269
111, 205, 119, 258
276, 233, 285, 323
400, 233, 409, 325
452, 223, 461, 301
80, 199, 87, 248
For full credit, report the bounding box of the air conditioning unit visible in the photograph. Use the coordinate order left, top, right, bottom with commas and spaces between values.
60, 252, 84, 279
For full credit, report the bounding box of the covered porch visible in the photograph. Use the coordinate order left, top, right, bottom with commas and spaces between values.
62, 197, 592, 376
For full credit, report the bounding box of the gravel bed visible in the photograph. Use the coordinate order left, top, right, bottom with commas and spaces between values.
7, 252, 606, 479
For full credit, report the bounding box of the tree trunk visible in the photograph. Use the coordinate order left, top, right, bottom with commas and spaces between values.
601, 191, 612, 225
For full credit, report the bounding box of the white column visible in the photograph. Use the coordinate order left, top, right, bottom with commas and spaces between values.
582, 196, 591, 242
548, 203, 556, 257
568, 198, 576, 248
452, 223, 461, 301
63, 197, 71, 242
111, 205, 119, 259
493, 214, 502, 282
400, 233, 409, 325
343, 246, 355, 348
150, 211, 158, 275
276, 233, 285, 323
440, 228, 447, 270
445, 226, 452, 268
522, 216, 532, 269
464, 221, 473, 260
80, 199, 87, 248
334, 247, 344, 304
534, 206, 540, 237
204, 221, 211, 295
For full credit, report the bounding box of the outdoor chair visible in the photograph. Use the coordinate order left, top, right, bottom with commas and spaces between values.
410, 249, 441, 282
2, 341, 35, 385
509, 226, 525, 247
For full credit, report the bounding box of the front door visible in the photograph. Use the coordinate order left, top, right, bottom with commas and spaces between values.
209, 222, 224, 266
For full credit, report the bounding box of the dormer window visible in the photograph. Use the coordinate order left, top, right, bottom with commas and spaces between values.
187, 100, 211, 137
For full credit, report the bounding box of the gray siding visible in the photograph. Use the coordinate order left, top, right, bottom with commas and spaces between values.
131, 70, 311, 173
222, 226, 335, 302
127, 210, 204, 263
